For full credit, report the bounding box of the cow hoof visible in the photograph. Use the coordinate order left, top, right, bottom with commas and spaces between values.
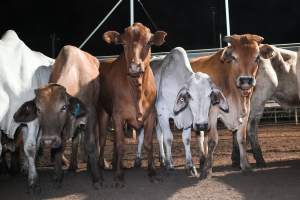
134, 158, 142, 168
68, 165, 78, 173
27, 183, 41, 195
112, 180, 125, 188
256, 161, 267, 168
231, 161, 241, 169
166, 164, 175, 171
200, 170, 212, 180
186, 166, 198, 177
242, 167, 253, 175
93, 181, 103, 190
53, 181, 62, 189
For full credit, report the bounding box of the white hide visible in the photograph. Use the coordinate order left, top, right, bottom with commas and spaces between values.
0, 30, 53, 152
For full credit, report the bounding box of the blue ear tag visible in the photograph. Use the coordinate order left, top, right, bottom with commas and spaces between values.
74, 103, 81, 117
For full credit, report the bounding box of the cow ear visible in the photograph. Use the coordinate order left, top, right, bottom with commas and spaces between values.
220, 46, 235, 63
14, 100, 37, 122
211, 89, 229, 113
103, 31, 121, 45
68, 97, 87, 118
150, 31, 167, 46
260, 44, 275, 59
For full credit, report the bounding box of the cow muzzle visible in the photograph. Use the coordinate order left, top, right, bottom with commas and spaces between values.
236, 76, 256, 90
41, 136, 61, 148
128, 63, 144, 77
194, 123, 209, 132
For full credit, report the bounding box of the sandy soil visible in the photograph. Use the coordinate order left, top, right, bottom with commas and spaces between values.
1, 123, 300, 200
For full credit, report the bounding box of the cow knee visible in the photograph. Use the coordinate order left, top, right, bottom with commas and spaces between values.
164, 133, 173, 146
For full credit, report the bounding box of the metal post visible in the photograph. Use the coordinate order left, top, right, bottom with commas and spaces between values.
225, 0, 230, 36
295, 109, 298, 125
79, 0, 123, 49
130, 0, 134, 25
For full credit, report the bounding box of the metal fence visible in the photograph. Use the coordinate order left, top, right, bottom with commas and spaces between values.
97, 43, 300, 125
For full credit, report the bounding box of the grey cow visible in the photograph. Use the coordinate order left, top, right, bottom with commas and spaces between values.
231, 45, 299, 167
135, 47, 228, 175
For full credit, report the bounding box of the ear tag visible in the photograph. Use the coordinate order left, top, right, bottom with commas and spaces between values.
73, 103, 81, 117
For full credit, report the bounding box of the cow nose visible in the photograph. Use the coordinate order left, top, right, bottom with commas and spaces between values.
196, 123, 208, 131
237, 76, 256, 89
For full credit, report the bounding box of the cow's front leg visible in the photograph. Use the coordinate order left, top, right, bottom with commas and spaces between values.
52, 146, 64, 188
200, 127, 218, 179
231, 130, 240, 168
155, 122, 166, 168
182, 127, 197, 177
23, 125, 40, 194
69, 130, 81, 172
158, 115, 174, 170
98, 108, 109, 171
237, 121, 252, 172
197, 131, 208, 174
134, 128, 144, 168
112, 116, 125, 188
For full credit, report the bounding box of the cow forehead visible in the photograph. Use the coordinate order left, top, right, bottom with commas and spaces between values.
232, 41, 260, 58
122, 23, 151, 42
36, 85, 67, 106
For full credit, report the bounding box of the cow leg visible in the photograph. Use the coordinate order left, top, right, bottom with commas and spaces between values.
143, 110, 160, 182
85, 113, 101, 189
156, 122, 166, 168
52, 146, 64, 188
99, 109, 109, 171
182, 128, 197, 177
159, 115, 174, 170
237, 120, 252, 172
200, 127, 218, 179
231, 130, 240, 168
22, 125, 40, 193
197, 131, 208, 174
134, 128, 144, 168
69, 130, 80, 172
112, 116, 125, 188
248, 110, 266, 168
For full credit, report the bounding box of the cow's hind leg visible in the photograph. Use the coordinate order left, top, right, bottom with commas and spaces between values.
99, 108, 109, 172
248, 114, 266, 168
23, 125, 40, 194
85, 113, 101, 189
182, 128, 197, 177
144, 111, 161, 182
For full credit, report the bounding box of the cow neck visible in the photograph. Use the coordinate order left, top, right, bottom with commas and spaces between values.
119, 52, 151, 123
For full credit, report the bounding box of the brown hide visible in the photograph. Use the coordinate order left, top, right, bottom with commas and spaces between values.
99, 23, 166, 185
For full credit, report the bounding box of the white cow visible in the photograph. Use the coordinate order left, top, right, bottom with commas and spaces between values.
0, 30, 53, 192
134, 47, 228, 175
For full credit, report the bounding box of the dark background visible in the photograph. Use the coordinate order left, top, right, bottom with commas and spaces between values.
1, 0, 300, 57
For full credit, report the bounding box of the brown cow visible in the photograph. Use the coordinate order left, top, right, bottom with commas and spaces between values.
98, 23, 166, 187
190, 34, 274, 178
14, 45, 101, 189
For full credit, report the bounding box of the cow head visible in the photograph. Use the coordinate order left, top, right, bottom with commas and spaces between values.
173, 72, 229, 132
221, 34, 274, 94
103, 22, 167, 77
13, 83, 87, 148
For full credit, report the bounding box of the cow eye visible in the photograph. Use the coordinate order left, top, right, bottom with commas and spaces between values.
61, 105, 67, 112
179, 97, 185, 102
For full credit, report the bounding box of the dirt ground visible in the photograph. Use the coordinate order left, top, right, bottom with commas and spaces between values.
1, 123, 300, 200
